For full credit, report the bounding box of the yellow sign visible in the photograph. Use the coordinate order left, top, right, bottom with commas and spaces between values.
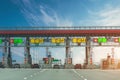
72, 38, 86, 43
30, 38, 44, 44
51, 38, 65, 43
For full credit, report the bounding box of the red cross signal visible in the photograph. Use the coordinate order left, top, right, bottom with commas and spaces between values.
114, 38, 119, 42
93, 38, 98, 42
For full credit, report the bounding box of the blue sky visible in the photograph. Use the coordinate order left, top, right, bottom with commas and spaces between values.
1, 0, 120, 64
1, 0, 120, 26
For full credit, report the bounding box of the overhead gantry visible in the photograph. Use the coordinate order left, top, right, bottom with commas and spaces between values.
1, 26, 120, 68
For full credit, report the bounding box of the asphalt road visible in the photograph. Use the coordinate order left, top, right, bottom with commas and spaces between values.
0, 69, 120, 80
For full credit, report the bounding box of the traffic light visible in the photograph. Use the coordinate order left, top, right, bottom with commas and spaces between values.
111, 58, 114, 65
98, 38, 107, 43
68, 58, 72, 64
14, 39, 23, 44
10, 38, 23, 44
90, 58, 92, 65
10, 39, 14, 43
114, 38, 119, 43
93, 38, 107, 43
0, 39, 3, 44
93, 38, 98, 43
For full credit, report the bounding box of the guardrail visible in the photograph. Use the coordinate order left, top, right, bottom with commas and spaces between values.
0, 26, 120, 30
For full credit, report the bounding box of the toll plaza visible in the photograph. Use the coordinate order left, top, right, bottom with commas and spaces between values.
0, 26, 120, 69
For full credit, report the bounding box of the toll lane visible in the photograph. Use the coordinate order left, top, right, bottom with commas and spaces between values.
0, 69, 120, 80
73, 69, 120, 80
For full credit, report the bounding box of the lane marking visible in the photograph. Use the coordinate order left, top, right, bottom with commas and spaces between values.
40, 69, 46, 72
72, 69, 81, 76
24, 77, 27, 80
72, 69, 87, 80
24, 69, 48, 79
30, 75, 33, 77
23, 69, 47, 80
81, 76, 84, 78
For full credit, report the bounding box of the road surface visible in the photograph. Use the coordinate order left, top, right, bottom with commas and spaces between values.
0, 69, 120, 80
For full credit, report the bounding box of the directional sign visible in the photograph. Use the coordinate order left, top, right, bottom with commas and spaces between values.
52, 59, 59, 62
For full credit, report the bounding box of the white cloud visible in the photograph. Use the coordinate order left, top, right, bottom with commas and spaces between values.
14, 0, 73, 26
83, 5, 120, 26
39, 5, 73, 26
40, 7, 55, 25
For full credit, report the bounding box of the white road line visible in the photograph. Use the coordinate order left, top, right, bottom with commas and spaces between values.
24, 77, 27, 80
72, 69, 81, 76
23, 70, 46, 80
81, 76, 84, 78
30, 75, 33, 77
72, 69, 87, 80
27, 69, 47, 79
40, 69, 46, 72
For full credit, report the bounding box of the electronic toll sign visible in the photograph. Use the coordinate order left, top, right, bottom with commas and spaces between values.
30, 38, 44, 44
10, 38, 25, 46
0, 39, 3, 44
30, 37, 44, 47
51, 38, 65, 44
10, 38, 23, 44
8, 37, 120, 47
93, 37, 107, 43
114, 38, 120, 43
0, 38, 4, 46
72, 38, 86, 43
51, 37, 65, 46
71, 37, 86, 46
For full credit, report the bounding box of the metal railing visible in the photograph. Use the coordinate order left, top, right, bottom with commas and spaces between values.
0, 26, 120, 30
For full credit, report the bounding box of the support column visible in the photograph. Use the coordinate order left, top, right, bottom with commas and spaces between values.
25, 37, 32, 67
7, 37, 12, 68
64, 37, 74, 69
3, 38, 8, 67
65, 37, 72, 64
85, 36, 91, 68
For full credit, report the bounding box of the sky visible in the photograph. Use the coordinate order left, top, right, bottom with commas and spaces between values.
1, 0, 120, 65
